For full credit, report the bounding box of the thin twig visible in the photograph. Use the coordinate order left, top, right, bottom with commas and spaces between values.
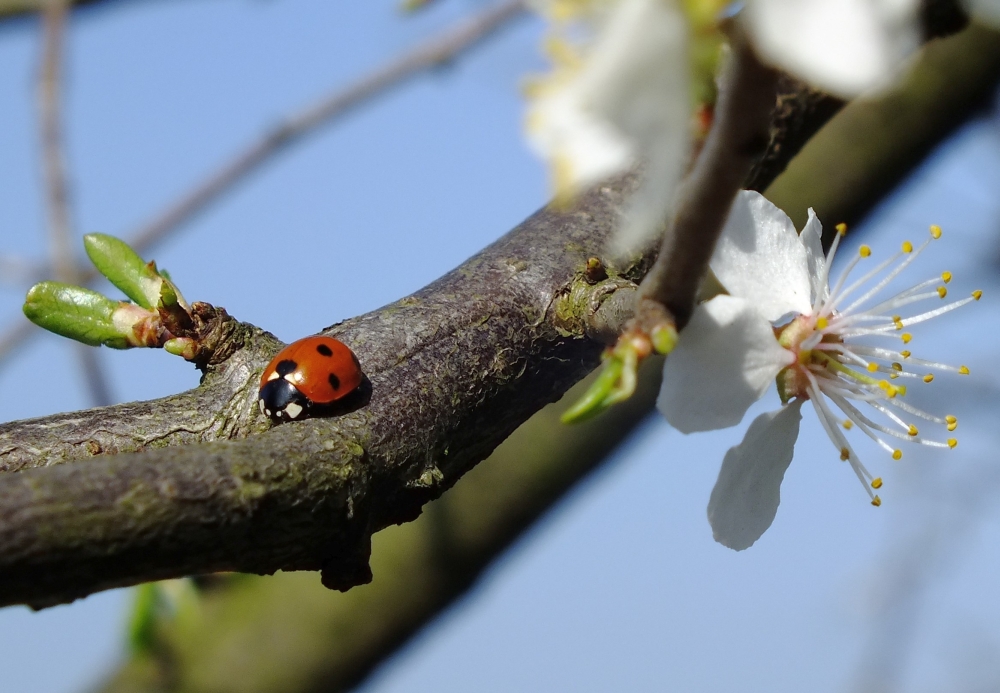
38, 0, 114, 407
125, 0, 527, 254
38, 1, 74, 281
634, 34, 779, 331
0, 0, 528, 369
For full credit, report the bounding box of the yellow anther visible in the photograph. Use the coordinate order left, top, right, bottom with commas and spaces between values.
973, 290, 983, 301
908, 424, 918, 437
836, 223, 847, 236
902, 240, 913, 253
816, 316, 828, 329
923, 374, 934, 383
891, 362, 903, 371
840, 447, 850, 461
947, 421, 957, 432
947, 438, 958, 449
900, 350, 911, 358
901, 333, 912, 344
842, 419, 854, 430
867, 362, 878, 373
890, 373, 899, 380
937, 286, 947, 299
871, 496, 882, 507
892, 449, 903, 460
941, 271, 952, 283
871, 477, 883, 489
893, 316, 904, 330
959, 365, 970, 375
945, 415, 957, 431
897, 384, 907, 396
859, 245, 871, 258
930, 224, 942, 239
878, 381, 889, 391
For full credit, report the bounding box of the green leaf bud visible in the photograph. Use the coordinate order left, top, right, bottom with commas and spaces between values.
23, 282, 130, 349
83, 233, 163, 310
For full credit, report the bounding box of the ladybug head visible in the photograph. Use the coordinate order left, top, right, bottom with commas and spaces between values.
258, 375, 309, 421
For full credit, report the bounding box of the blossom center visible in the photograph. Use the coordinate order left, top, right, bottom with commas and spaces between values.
774, 314, 828, 404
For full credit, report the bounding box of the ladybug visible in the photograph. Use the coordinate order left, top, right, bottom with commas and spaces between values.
258, 336, 363, 421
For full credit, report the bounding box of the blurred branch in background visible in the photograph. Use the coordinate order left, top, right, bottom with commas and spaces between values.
849, 458, 1000, 693
0, 0, 529, 365
95, 22, 1000, 693
37, 0, 113, 406
0, 0, 189, 21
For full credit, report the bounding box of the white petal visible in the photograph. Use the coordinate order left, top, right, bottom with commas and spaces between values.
710, 191, 813, 321
527, 88, 635, 192
707, 399, 804, 551
526, 0, 690, 250
799, 207, 828, 305
657, 295, 794, 433
586, 0, 689, 252
744, 0, 920, 98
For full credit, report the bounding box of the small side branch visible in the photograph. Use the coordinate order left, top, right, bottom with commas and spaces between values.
635, 37, 779, 331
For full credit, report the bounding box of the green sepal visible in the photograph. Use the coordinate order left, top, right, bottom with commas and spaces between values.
23, 282, 129, 349
83, 233, 162, 310
561, 339, 644, 424
561, 356, 626, 424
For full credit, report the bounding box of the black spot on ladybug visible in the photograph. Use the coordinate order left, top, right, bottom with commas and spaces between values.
316, 343, 333, 357
275, 359, 298, 377
328, 373, 341, 390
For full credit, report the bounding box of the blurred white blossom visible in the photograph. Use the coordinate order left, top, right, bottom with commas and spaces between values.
526, 0, 690, 252
742, 0, 1000, 98
743, 0, 920, 97
657, 191, 978, 550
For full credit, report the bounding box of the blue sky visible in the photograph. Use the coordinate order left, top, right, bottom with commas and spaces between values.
1, 2, 1000, 692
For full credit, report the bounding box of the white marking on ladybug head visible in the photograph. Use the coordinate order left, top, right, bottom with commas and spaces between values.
284, 402, 304, 420
267, 371, 280, 382
258, 399, 266, 415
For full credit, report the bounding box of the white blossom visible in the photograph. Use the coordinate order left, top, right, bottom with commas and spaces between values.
526, 0, 690, 252
657, 191, 979, 550
742, 0, 1000, 98
743, 0, 920, 98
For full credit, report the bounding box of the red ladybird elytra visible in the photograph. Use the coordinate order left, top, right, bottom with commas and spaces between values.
258, 336, 363, 421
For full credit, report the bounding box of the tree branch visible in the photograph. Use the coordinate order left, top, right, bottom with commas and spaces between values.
633, 35, 778, 335
92, 16, 1000, 693
1, 3, 993, 617
0, 176, 645, 609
